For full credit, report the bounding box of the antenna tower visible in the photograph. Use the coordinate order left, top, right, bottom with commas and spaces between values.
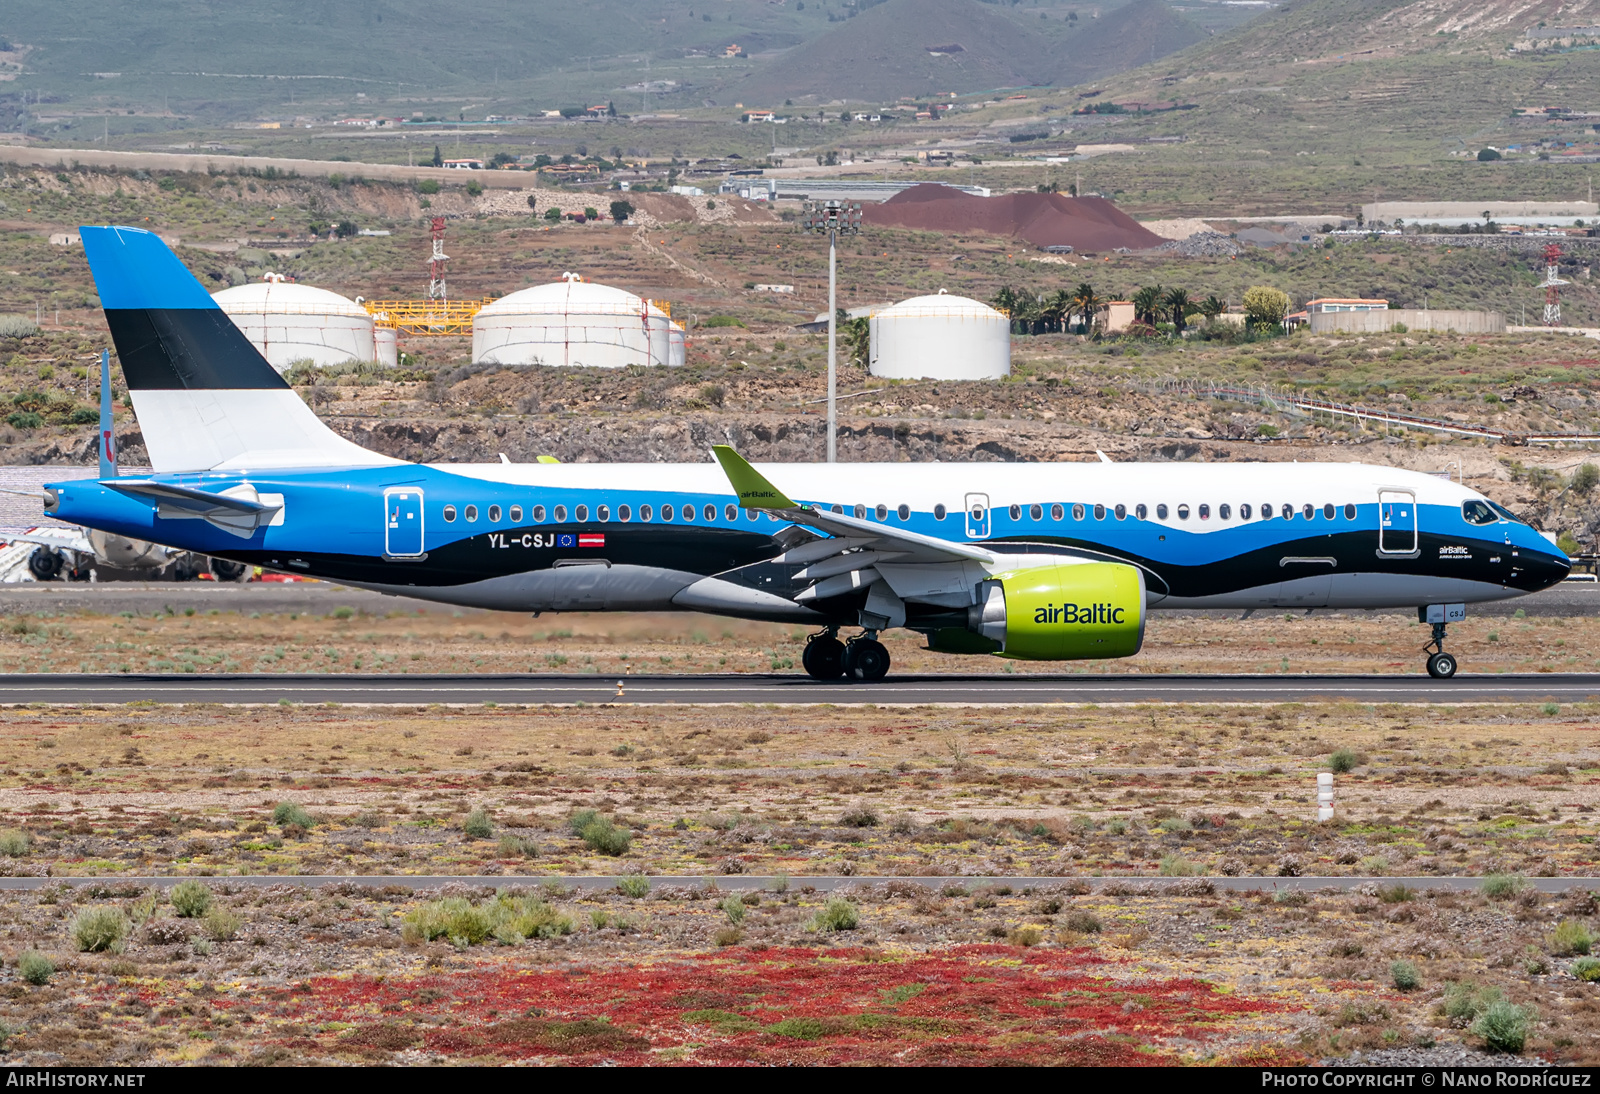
1540, 242, 1568, 326
427, 216, 448, 305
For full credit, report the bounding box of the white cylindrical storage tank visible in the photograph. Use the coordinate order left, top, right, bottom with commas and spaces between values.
869, 290, 1009, 380
212, 276, 377, 370
472, 272, 685, 368
373, 325, 399, 369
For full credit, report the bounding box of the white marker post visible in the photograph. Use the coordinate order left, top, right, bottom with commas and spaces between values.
1317, 772, 1334, 822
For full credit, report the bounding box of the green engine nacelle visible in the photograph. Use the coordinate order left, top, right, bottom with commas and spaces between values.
967, 561, 1146, 661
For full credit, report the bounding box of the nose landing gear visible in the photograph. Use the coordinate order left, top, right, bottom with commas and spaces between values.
1423, 621, 1458, 679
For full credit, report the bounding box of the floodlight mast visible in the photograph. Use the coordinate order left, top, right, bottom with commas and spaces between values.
801, 199, 863, 462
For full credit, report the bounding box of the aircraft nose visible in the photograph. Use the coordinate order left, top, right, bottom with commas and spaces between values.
1522, 546, 1571, 591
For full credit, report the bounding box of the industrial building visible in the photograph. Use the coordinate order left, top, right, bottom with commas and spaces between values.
868, 291, 1009, 381
472, 274, 685, 368
212, 275, 378, 370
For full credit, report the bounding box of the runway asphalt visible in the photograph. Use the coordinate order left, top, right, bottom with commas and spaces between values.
3, 671, 1600, 704
0, 875, 1593, 893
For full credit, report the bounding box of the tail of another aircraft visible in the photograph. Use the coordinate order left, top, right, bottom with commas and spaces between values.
80, 226, 398, 473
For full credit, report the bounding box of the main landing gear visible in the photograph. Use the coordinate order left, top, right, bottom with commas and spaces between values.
802, 628, 891, 683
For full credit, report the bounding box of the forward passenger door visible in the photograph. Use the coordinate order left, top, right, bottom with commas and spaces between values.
1378, 489, 1418, 558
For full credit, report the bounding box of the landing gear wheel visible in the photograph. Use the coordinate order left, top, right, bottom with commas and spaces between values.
209, 558, 249, 583
843, 638, 891, 682
802, 635, 846, 680
1427, 652, 1458, 679
26, 547, 62, 582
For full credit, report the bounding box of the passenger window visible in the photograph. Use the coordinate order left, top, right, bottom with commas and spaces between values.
510, 505, 523, 523
641, 504, 652, 521
897, 504, 910, 521
443, 505, 457, 522
1009, 504, 1021, 520
575, 505, 588, 522
725, 504, 738, 521
1156, 504, 1168, 520
934, 504, 946, 520
854, 504, 866, 518
681, 504, 694, 521
1135, 503, 1148, 520
1281, 504, 1293, 520
1199, 504, 1211, 520
619, 505, 631, 522
532, 505, 545, 522
1240, 504, 1251, 520
489, 505, 501, 523
1302, 503, 1314, 520
1323, 503, 1335, 520
704, 504, 716, 521
599, 505, 611, 522
554, 504, 568, 522
746, 508, 759, 521
876, 504, 888, 520
1344, 503, 1357, 520
661, 504, 673, 522
1029, 504, 1042, 521
1094, 504, 1106, 520
1176, 505, 1189, 520
1462, 499, 1496, 526
465, 505, 479, 522
1050, 503, 1063, 521
1114, 503, 1126, 520
831, 504, 844, 514
1263, 503, 1273, 519
1072, 503, 1085, 521
1219, 504, 1231, 520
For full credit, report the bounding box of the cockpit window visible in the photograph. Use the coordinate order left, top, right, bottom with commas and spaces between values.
1462, 499, 1497, 526
1488, 500, 1524, 525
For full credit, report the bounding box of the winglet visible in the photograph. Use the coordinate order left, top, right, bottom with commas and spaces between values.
711, 445, 798, 509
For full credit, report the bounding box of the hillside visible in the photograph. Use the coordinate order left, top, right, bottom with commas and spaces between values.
725, 0, 1054, 104
1048, 0, 1207, 87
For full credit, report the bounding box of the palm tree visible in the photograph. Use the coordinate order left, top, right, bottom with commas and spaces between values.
1131, 285, 1163, 326
1198, 294, 1226, 322
1163, 287, 1193, 334
1011, 292, 1042, 335
1070, 283, 1101, 334
1042, 288, 1073, 333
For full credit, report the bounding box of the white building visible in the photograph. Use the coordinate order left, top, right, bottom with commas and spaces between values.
472, 273, 685, 368
869, 291, 1009, 380
212, 275, 377, 370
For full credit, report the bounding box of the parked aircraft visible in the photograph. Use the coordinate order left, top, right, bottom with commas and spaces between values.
41, 226, 1570, 680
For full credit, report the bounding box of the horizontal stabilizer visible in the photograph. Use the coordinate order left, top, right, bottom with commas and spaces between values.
110, 479, 283, 539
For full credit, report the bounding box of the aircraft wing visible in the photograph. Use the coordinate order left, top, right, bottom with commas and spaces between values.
8, 527, 93, 555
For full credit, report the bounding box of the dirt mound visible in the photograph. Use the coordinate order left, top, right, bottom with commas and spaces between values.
864, 184, 1166, 252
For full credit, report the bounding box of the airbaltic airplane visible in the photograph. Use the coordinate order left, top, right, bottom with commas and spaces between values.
43, 226, 1569, 681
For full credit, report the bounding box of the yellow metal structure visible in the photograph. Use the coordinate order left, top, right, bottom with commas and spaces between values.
362, 298, 493, 337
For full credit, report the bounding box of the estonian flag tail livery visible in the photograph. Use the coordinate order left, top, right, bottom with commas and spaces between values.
80, 225, 396, 474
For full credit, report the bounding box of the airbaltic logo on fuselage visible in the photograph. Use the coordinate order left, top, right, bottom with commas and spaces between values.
1035, 603, 1126, 625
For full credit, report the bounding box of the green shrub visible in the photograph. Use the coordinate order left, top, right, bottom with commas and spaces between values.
1480, 874, 1527, 900
1473, 1000, 1533, 1054
6, 411, 41, 431
1390, 960, 1420, 991
701, 315, 746, 328
721, 895, 747, 925
401, 894, 573, 946
0, 830, 31, 857
1063, 910, 1102, 933
497, 835, 538, 858
170, 880, 212, 918
810, 897, 859, 932
463, 807, 493, 839
1328, 747, 1359, 773
17, 951, 52, 986
1158, 854, 1200, 876
0, 316, 39, 339
72, 906, 129, 952
1377, 884, 1414, 904
1156, 816, 1191, 833
1443, 981, 1503, 1022
839, 808, 879, 828
571, 810, 631, 856
618, 875, 651, 898
272, 801, 314, 829
1550, 919, 1594, 956
202, 907, 241, 942
1573, 956, 1600, 982
416, 178, 441, 195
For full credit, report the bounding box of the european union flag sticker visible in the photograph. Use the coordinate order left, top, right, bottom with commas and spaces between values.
558, 533, 575, 548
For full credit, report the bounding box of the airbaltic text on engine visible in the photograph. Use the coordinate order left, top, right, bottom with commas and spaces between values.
1034, 602, 1127, 625
971, 562, 1146, 660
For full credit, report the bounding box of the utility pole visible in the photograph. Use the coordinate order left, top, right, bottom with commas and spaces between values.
802, 199, 863, 463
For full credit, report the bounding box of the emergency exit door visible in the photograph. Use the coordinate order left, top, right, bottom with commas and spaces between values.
385, 488, 424, 558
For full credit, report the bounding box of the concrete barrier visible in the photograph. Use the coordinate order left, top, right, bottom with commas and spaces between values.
1310, 309, 1504, 335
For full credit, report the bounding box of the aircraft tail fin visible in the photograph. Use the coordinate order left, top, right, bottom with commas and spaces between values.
80, 226, 397, 473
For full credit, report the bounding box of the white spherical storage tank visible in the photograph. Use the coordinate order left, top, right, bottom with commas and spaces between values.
869, 290, 1009, 381
473, 273, 685, 368
212, 275, 377, 370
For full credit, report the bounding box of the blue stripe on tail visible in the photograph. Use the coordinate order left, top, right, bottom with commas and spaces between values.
81, 226, 218, 311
